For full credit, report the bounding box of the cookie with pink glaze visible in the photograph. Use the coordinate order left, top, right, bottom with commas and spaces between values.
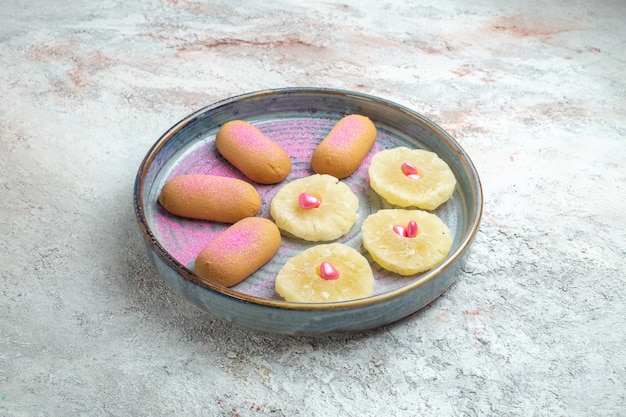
216, 120, 291, 184
158, 174, 261, 223
311, 114, 377, 179
194, 217, 281, 287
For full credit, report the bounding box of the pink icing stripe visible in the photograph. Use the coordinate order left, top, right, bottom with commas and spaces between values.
325, 116, 369, 149
227, 122, 274, 151
205, 228, 256, 262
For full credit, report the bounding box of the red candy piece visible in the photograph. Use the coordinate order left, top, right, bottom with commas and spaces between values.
318, 261, 340, 280
299, 192, 321, 209
392, 224, 407, 236
406, 220, 418, 238
392, 220, 419, 238
401, 162, 421, 180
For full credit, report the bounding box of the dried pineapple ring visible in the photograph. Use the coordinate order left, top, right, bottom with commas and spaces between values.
368, 147, 456, 210
275, 243, 374, 302
270, 174, 359, 242
362, 209, 453, 275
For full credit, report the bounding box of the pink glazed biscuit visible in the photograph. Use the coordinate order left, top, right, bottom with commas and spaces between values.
215, 120, 291, 184
194, 217, 282, 287
158, 174, 261, 223
311, 114, 377, 179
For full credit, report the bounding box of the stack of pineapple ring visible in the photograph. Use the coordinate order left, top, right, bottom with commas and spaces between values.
271, 116, 457, 304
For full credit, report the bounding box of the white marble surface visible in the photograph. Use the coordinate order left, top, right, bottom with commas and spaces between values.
1, 1, 625, 416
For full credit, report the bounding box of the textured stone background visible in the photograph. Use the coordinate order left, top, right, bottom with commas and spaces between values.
1, 1, 624, 416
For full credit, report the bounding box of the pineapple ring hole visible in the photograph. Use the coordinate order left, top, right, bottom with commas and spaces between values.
401, 161, 421, 180
298, 192, 322, 209
392, 220, 419, 238
316, 261, 340, 280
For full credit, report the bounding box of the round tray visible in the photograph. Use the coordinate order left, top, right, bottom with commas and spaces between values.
134, 87, 482, 335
